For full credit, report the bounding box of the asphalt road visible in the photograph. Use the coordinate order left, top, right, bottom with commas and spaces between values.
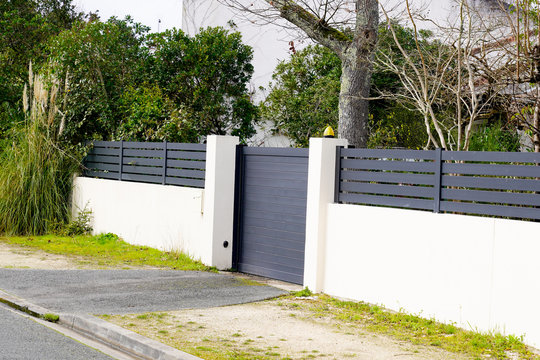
0, 303, 113, 360
0, 269, 286, 314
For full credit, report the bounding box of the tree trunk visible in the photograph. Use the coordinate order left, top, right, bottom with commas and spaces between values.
339, 52, 371, 147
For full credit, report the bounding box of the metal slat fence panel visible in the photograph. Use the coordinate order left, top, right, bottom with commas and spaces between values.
337, 147, 540, 221
83, 141, 206, 188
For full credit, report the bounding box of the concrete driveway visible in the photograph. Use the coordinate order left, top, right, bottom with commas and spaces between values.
0, 269, 286, 314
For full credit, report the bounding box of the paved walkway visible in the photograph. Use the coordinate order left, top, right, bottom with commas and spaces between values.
0, 269, 285, 314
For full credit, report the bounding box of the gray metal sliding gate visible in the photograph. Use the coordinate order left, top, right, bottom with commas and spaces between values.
233, 146, 309, 284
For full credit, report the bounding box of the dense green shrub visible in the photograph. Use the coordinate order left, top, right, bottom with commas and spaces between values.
469, 123, 521, 152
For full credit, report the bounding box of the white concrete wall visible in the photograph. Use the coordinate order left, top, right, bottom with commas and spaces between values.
321, 204, 540, 347
72, 177, 206, 258
73, 135, 239, 270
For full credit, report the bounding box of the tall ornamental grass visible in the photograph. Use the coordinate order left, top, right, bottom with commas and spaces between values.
0, 67, 78, 235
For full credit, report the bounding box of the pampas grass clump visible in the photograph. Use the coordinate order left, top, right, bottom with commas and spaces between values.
0, 65, 77, 235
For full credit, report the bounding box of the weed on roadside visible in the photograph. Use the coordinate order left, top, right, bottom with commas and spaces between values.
0, 234, 213, 271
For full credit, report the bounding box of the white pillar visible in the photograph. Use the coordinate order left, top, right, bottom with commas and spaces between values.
304, 137, 348, 292
201, 135, 239, 269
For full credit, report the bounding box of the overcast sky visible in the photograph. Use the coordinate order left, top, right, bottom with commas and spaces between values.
74, 0, 183, 32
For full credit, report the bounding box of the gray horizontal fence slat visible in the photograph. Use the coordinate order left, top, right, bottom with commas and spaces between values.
243, 147, 309, 157
340, 182, 434, 198
441, 188, 540, 207
166, 168, 205, 179
442, 150, 540, 163
167, 159, 206, 169
122, 141, 164, 149
243, 193, 309, 207
165, 177, 205, 188
85, 162, 119, 172
85, 154, 119, 164
341, 148, 436, 160
243, 168, 310, 182
443, 162, 540, 178
167, 143, 206, 151
90, 140, 120, 147
122, 165, 162, 176
241, 230, 305, 254
338, 193, 433, 211
167, 150, 206, 160
123, 148, 162, 157
340, 158, 434, 172
91, 147, 120, 156
121, 173, 162, 184
341, 170, 435, 185
442, 175, 539, 192
440, 201, 540, 220
123, 156, 162, 167
239, 253, 304, 274
84, 170, 119, 180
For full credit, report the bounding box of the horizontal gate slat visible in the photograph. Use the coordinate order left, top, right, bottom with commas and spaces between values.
338, 193, 433, 210
243, 216, 306, 234
166, 177, 205, 188
340, 159, 434, 172
241, 241, 304, 260
242, 147, 308, 157
340, 182, 434, 198
244, 154, 308, 166
441, 188, 540, 206
238, 257, 304, 277
443, 162, 540, 177
244, 168, 310, 182
240, 244, 305, 266
166, 159, 206, 169
243, 209, 306, 227
237, 263, 303, 285
244, 158, 308, 173
440, 201, 540, 220
441, 175, 539, 192
244, 184, 307, 200
243, 227, 305, 251
243, 176, 308, 191
244, 200, 306, 217
340, 170, 435, 185
243, 193, 308, 208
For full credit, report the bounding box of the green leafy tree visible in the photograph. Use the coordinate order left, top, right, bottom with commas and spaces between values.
46, 17, 149, 145
148, 27, 259, 143
0, 0, 82, 136
261, 45, 340, 147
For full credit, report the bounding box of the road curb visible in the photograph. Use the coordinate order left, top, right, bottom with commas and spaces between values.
0, 290, 201, 360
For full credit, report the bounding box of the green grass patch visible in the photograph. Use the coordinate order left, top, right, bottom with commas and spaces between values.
42, 313, 59, 323
295, 295, 537, 359
0, 233, 214, 271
